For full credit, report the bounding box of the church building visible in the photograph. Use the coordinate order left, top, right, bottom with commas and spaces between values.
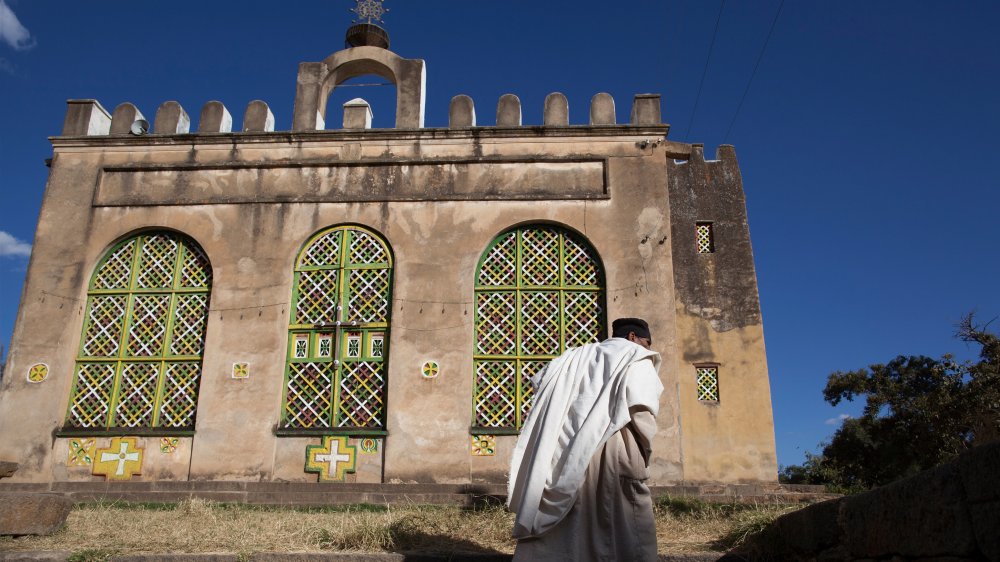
0, 7, 778, 494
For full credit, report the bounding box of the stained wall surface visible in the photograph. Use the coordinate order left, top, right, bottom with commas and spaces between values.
0, 46, 777, 487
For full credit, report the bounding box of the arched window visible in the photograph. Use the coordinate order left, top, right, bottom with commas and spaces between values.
473, 225, 606, 431
281, 225, 392, 432
65, 232, 212, 432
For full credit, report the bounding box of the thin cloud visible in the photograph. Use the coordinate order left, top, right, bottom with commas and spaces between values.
824, 413, 851, 426
0, 0, 36, 51
0, 56, 12, 74
0, 231, 31, 257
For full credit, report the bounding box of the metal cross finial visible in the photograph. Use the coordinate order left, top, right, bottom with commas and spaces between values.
351, 0, 388, 24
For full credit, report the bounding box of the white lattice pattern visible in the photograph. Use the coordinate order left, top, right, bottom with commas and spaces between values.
564, 292, 602, 348
66, 363, 116, 428
520, 292, 560, 355
338, 361, 385, 428
295, 269, 339, 324
696, 367, 719, 401
284, 362, 334, 428
300, 230, 343, 267
563, 235, 601, 286
136, 234, 179, 289
519, 360, 547, 420
159, 362, 200, 427
520, 228, 560, 286
82, 296, 127, 357
126, 295, 170, 356
169, 294, 209, 356
696, 223, 714, 254
473, 226, 606, 430
114, 362, 159, 427
286, 226, 393, 432
477, 232, 517, 286
474, 361, 517, 427
69, 232, 211, 432
93, 240, 135, 290
347, 269, 389, 322
179, 245, 212, 288
349, 230, 388, 265
476, 292, 516, 355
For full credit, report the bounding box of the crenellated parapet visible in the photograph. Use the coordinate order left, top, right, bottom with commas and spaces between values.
58, 46, 665, 138
60, 91, 664, 138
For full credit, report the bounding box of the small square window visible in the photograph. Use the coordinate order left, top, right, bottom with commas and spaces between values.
696, 222, 715, 254
696, 366, 719, 402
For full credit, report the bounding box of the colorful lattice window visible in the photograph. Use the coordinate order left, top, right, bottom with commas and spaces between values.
473, 225, 605, 431
65, 232, 212, 432
696, 222, 715, 254
282, 226, 392, 432
696, 366, 720, 402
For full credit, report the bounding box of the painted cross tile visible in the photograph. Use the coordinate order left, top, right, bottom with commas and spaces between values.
471, 435, 496, 456
92, 437, 144, 481
27, 363, 49, 383
305, 436, 357, 482
160, 437, 179, 454
232, 362, 249, 380
68, 438, 96, 466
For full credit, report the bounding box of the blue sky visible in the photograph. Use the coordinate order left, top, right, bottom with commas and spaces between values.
1, 1, 998, 469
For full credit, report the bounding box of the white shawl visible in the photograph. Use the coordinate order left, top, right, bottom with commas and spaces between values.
507, 338, 662, 538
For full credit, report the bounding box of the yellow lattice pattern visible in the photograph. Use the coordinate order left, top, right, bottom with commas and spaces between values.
93, 240, 135, 290
696, 223, 714, 254
68, 232, 211, 432
159, 362, 200, 427
113, 362, 159, 427
696, 367, 719, 401
67, 363, 116, 428
473, 226, 605, 430
475, 292, 516, 355
520, 228, 560, 286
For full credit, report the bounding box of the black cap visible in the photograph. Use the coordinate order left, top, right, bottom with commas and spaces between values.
612, 317, 651, 342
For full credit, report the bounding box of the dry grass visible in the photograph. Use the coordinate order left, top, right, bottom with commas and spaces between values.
0, 497, 805, 558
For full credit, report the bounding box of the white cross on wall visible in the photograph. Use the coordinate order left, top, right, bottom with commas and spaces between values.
316, 440, 351, 473
100, 442, 139, 476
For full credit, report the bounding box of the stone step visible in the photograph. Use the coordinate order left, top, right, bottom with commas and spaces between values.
0, 552, 731, 561
0, 481, 831, 507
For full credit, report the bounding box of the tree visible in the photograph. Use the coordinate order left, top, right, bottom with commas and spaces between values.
0, 342, 5, 382
780, 314, 1000, 491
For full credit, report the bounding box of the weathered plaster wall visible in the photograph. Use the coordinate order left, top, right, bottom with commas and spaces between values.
666, 144, 778, 483
0, 128, 724, 485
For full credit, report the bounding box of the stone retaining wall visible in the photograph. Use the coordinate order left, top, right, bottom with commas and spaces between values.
738, 442, 1000, 561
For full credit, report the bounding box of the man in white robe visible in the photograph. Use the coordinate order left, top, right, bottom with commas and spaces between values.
508, 318, 664, 561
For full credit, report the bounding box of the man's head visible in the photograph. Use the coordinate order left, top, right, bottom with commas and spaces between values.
612, 317, 652, 349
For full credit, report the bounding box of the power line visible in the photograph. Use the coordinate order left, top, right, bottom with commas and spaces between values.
684, 0, 727, 140
722, 0, 785, 144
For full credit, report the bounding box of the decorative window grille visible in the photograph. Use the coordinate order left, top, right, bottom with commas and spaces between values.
65, 232, 212, 432
282, 226, 392, 432
473, 225, 605, 431
696, 222, 715, 253
696, 366, 720, 402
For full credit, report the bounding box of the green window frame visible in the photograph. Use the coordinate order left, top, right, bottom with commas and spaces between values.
280, 225, 393, 435
63, 232, 212, 434
472, 225, 606, 432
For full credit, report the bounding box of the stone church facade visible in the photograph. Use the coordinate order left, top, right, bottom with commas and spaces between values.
0, 31, 778, 487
